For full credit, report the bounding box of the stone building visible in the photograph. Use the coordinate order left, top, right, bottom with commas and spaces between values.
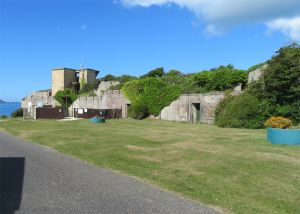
52, 68, 99, 96
159, 92, 225, 124
22, 67, 129, 119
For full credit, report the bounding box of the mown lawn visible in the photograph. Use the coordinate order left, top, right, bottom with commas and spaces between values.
0, 118, 299, 214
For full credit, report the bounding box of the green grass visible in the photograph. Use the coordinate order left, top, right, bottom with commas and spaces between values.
1, 118, 299, 214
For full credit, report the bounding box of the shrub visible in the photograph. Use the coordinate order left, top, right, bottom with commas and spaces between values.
0, 115, 8, 119
54, 88, 78, 108
11, 108, 23, 118
162, 74, 201, 94
215, 94, 269, 129
128, 103, 149, 120
193, 65, 247, 91
264, 116, 292, 129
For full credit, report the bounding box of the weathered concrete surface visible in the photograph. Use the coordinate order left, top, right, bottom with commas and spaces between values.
0, 131, 219, 214
160, 93, 225, 124
72, 90, 130, 118
21, 90, 55, 119
95, 81, 120, 95
51, 68, 77, 96
248, 64, 268, 83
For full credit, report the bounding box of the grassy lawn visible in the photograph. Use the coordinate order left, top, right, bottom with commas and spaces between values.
0, 118, 299, 214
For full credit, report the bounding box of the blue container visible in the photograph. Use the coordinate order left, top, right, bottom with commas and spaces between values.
90, 117, 105, 123
267, 128, 300, 145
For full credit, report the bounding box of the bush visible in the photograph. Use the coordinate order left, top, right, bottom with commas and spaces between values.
128, 103, 149, 120
215, 94, 269, 128
11, 108, 23, 118
0, 115, 8, 119
264, 116, 292, 129
54, 88, 78, 108
193, 65, 247, 91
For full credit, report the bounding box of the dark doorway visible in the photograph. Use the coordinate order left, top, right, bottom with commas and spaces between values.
126, 104, 131, 118
0, 157, 25, 214
192, 103, 201, 123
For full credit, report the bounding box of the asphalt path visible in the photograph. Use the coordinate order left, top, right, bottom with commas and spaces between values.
0, 131, 218, 214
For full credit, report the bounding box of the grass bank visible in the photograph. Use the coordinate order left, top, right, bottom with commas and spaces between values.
0, 119, 299, 213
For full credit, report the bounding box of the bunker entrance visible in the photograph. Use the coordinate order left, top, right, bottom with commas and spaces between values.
192, 103, 201, 123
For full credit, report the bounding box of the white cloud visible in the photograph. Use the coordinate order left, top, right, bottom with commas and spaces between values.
266, 17, 300, 41
120, 0, 300, 40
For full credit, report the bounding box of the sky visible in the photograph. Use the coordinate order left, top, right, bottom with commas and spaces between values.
0, 0, 299, 101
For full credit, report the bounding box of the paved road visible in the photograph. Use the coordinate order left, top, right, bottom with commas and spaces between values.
0, 131, 218, 214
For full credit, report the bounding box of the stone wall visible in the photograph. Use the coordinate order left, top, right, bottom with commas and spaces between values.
159, 92, 225, 124
72, 90, 130, 118
22, 90, 54, 109
95, 81, 120, 95
248, 64, 268, 83
22, 90, 57, 119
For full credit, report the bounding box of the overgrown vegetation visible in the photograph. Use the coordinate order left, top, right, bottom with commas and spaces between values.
78, 81, 99, 96
192, 65, 247, 91
122, 77, 181, 116
11, 108, 23, 118
54, 88, 78, 108
215, 94, 270, 128
217, 43, 300, 128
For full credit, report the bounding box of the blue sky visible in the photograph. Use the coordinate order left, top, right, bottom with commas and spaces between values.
0, 0, 299, 101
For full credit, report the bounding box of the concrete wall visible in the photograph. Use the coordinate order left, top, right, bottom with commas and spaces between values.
160, 92, 225, 124
52, 68, 77, 96
95, 81, 120, 95
72, 90, 130, 118
248, 64, 268, 83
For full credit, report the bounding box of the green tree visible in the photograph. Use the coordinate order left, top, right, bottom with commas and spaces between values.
54, 88, 78, 108
166, 69, 182, 77
102, 74, 116, 81
248, 43, 300, 123
141, 67, 165, 78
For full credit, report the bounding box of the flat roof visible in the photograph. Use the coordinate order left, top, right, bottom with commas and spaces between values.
51, 68, 76, 71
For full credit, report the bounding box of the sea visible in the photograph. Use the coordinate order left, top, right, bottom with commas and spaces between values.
0, 102, 21, 117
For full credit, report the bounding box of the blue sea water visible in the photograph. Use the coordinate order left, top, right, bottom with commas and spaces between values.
0, 102, 21, 117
